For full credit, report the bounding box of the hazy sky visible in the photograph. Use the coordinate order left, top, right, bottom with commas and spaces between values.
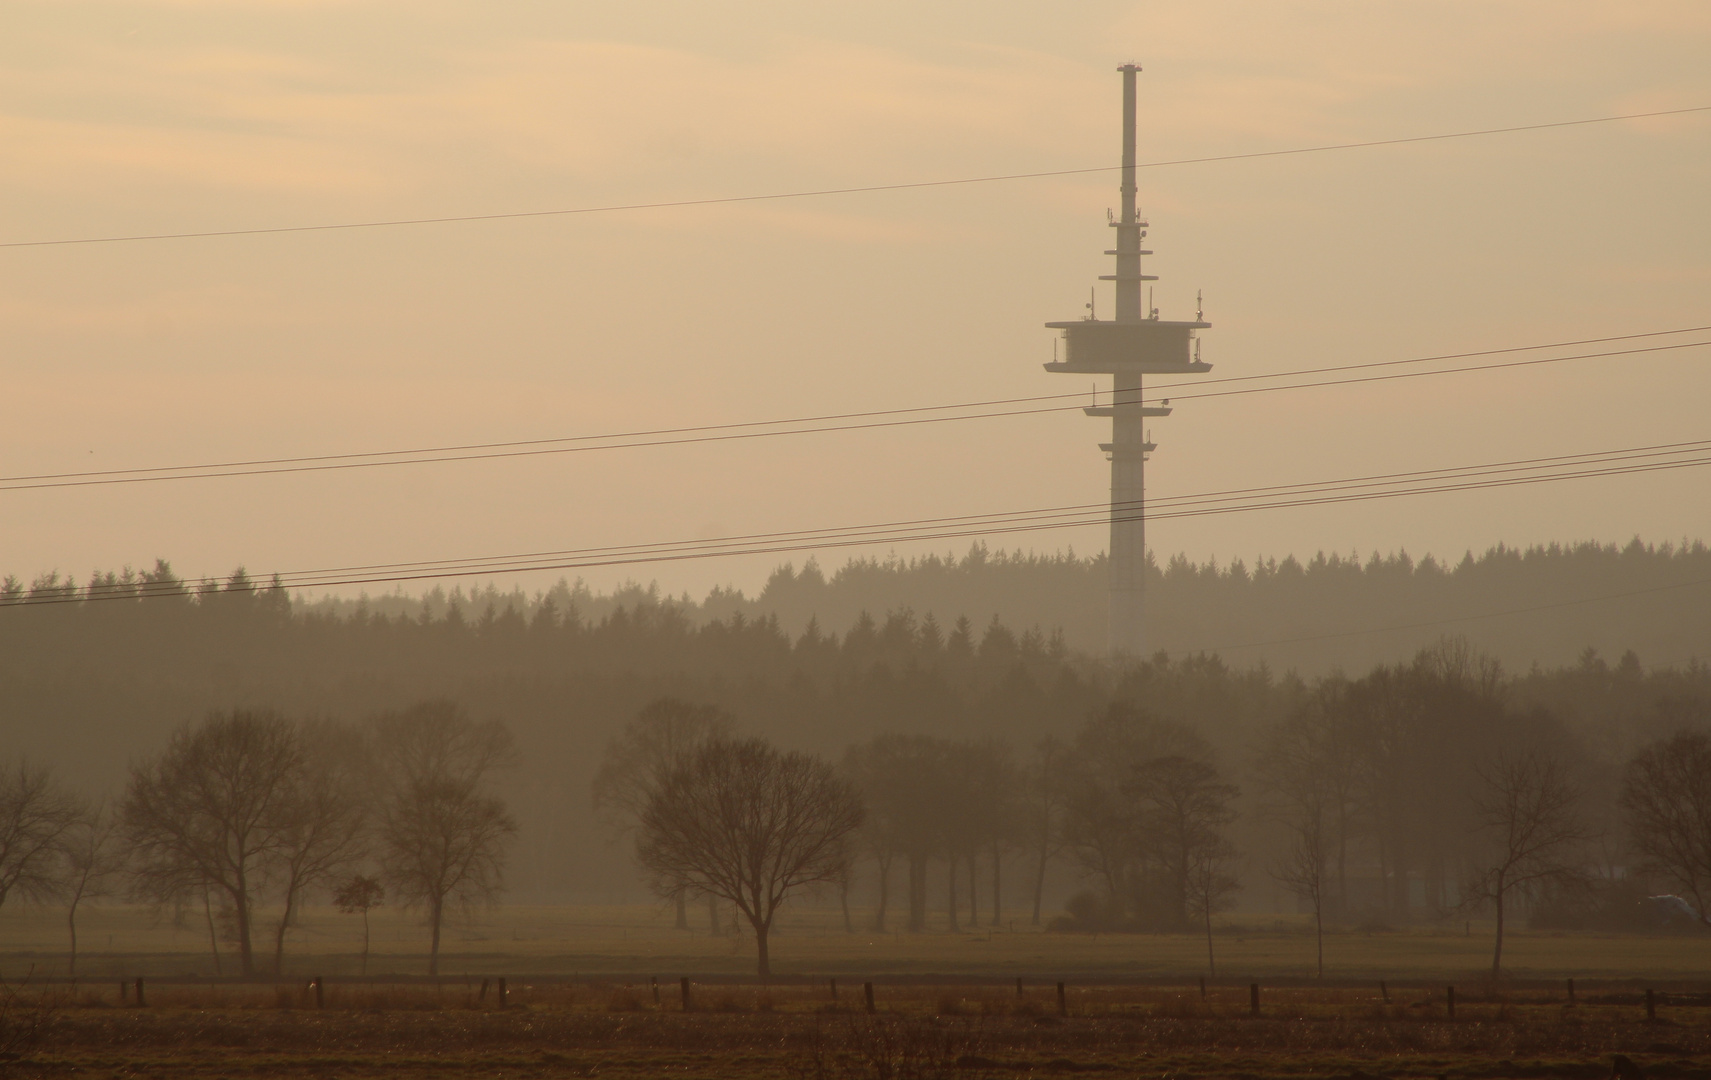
4, 1, 1708, 604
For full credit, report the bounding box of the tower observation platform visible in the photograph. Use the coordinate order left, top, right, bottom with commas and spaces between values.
1044, 64, 1214, 657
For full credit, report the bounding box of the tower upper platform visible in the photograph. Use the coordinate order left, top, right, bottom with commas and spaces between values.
1042, 318, 1211, 375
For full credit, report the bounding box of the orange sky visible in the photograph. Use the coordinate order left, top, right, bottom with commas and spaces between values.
3, 1, 1708, 602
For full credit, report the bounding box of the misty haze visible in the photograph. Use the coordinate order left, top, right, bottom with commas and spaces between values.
1, 3, 1708, 1078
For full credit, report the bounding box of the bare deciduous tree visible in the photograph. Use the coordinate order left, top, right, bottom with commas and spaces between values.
1184, 833, 1241, 977
1261, 686, 1363, 920
1621, 731, 1711, 925
1465, 750, 1589, 976
1060, 706, 1209, 924
333, 874, 385, 976
592, 698, 734, 932
1126, 755, 1240, 974
1024, 737, 1070, 927
122, 711, 302, 975
372, 701, 517, 975
0, 758, 82, 913
1261, 699, 1344, 977
841, 735, 944, 933
637, 737, 863, 976
1269, 814, 1328, 977
60, 803, 123, 975
269, 722, 368, 974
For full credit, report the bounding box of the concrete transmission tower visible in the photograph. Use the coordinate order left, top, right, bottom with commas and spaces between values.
1044, 64, 1212, 657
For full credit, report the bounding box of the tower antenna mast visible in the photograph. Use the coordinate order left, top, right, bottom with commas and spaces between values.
1042, 63, 1214, 657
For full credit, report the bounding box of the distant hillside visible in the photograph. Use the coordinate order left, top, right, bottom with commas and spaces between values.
294, 537, 1711, 675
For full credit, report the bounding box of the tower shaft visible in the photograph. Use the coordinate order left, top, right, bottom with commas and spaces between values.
1108, 64, 1147, 654
1043, 63, 1210, 658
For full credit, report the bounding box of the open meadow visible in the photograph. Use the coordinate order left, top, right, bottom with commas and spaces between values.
5, 904, 1711, 1077
6, 902, 1711, 982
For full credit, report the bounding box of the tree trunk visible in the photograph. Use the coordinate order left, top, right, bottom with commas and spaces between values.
1336, 808, 1350, 916
1314, 891, 1324, 978
428, 895, 444, 976
361, 910, 371, 977
67, 896, 80, 976
203, 886, 223, 976
874, 857, 891, 932
1204, 903, 1216, 976
708, 894, 723, 937
233, 878, 255, 976
752, 915, 771, 978
1032, 843, 1049, 926
991, 842, 1003, 927
1390, 842, 1410, 917
840, 877, 854, 933
1491, 874, 1506, 978
908, 855, 927, 932
968, 854, 978, 927
674, 892, 689, 931
273, 889, 297, 975
947, 858, 961, 932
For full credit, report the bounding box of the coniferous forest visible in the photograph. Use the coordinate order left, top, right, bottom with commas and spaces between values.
4, 541, 1707, 911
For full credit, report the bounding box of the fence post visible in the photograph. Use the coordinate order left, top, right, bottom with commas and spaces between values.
1380, 979, 1389, 1004
1447, 985, 1456, 1019
864, 981, 875, 1014
681, 977, 692, 1012
135, 977, 146, 1008
1057, 982, 1067, 1017
1646, 989, 1656, 1021
830, 977, 838, 1002
479, 978, 489, 1003
1250, 984, 1259, 1017
313, 975, 324, 1009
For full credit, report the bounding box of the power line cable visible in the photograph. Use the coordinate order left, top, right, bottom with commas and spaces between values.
5, 330, 1706, 493
11, 437, 1709, 603
9, 322, 1700, 484
242, 438, 1711, 582
4, 105, 1705, 250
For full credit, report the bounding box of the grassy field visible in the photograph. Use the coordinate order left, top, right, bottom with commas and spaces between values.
6, 903, 1711, 1080
4, 902, 1711, 984
6, 979, 1711, 1079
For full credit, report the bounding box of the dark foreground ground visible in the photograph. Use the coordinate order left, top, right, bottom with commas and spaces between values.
5, 984, 1710, 1079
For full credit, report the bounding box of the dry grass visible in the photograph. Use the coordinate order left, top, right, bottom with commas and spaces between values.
7, 901, 1711, 982
7, 1001, 1711, 1079
5, 902, 1711, 1075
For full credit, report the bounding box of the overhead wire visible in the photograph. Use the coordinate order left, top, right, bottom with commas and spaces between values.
264, 445, 1711, 588
10, 437, 1710, 605
241, 438, 1711, 583
4, 105, 1706, 250
4, 328, 1707, 493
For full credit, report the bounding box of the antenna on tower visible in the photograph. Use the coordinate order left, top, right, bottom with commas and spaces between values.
1040, 62, 1217, 658
1197, 289, 1204, 321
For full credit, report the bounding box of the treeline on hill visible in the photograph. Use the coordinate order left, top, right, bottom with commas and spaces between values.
2, 557, 1711, 929
8, 644, 1711, 980
284, 537, 1711, 674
